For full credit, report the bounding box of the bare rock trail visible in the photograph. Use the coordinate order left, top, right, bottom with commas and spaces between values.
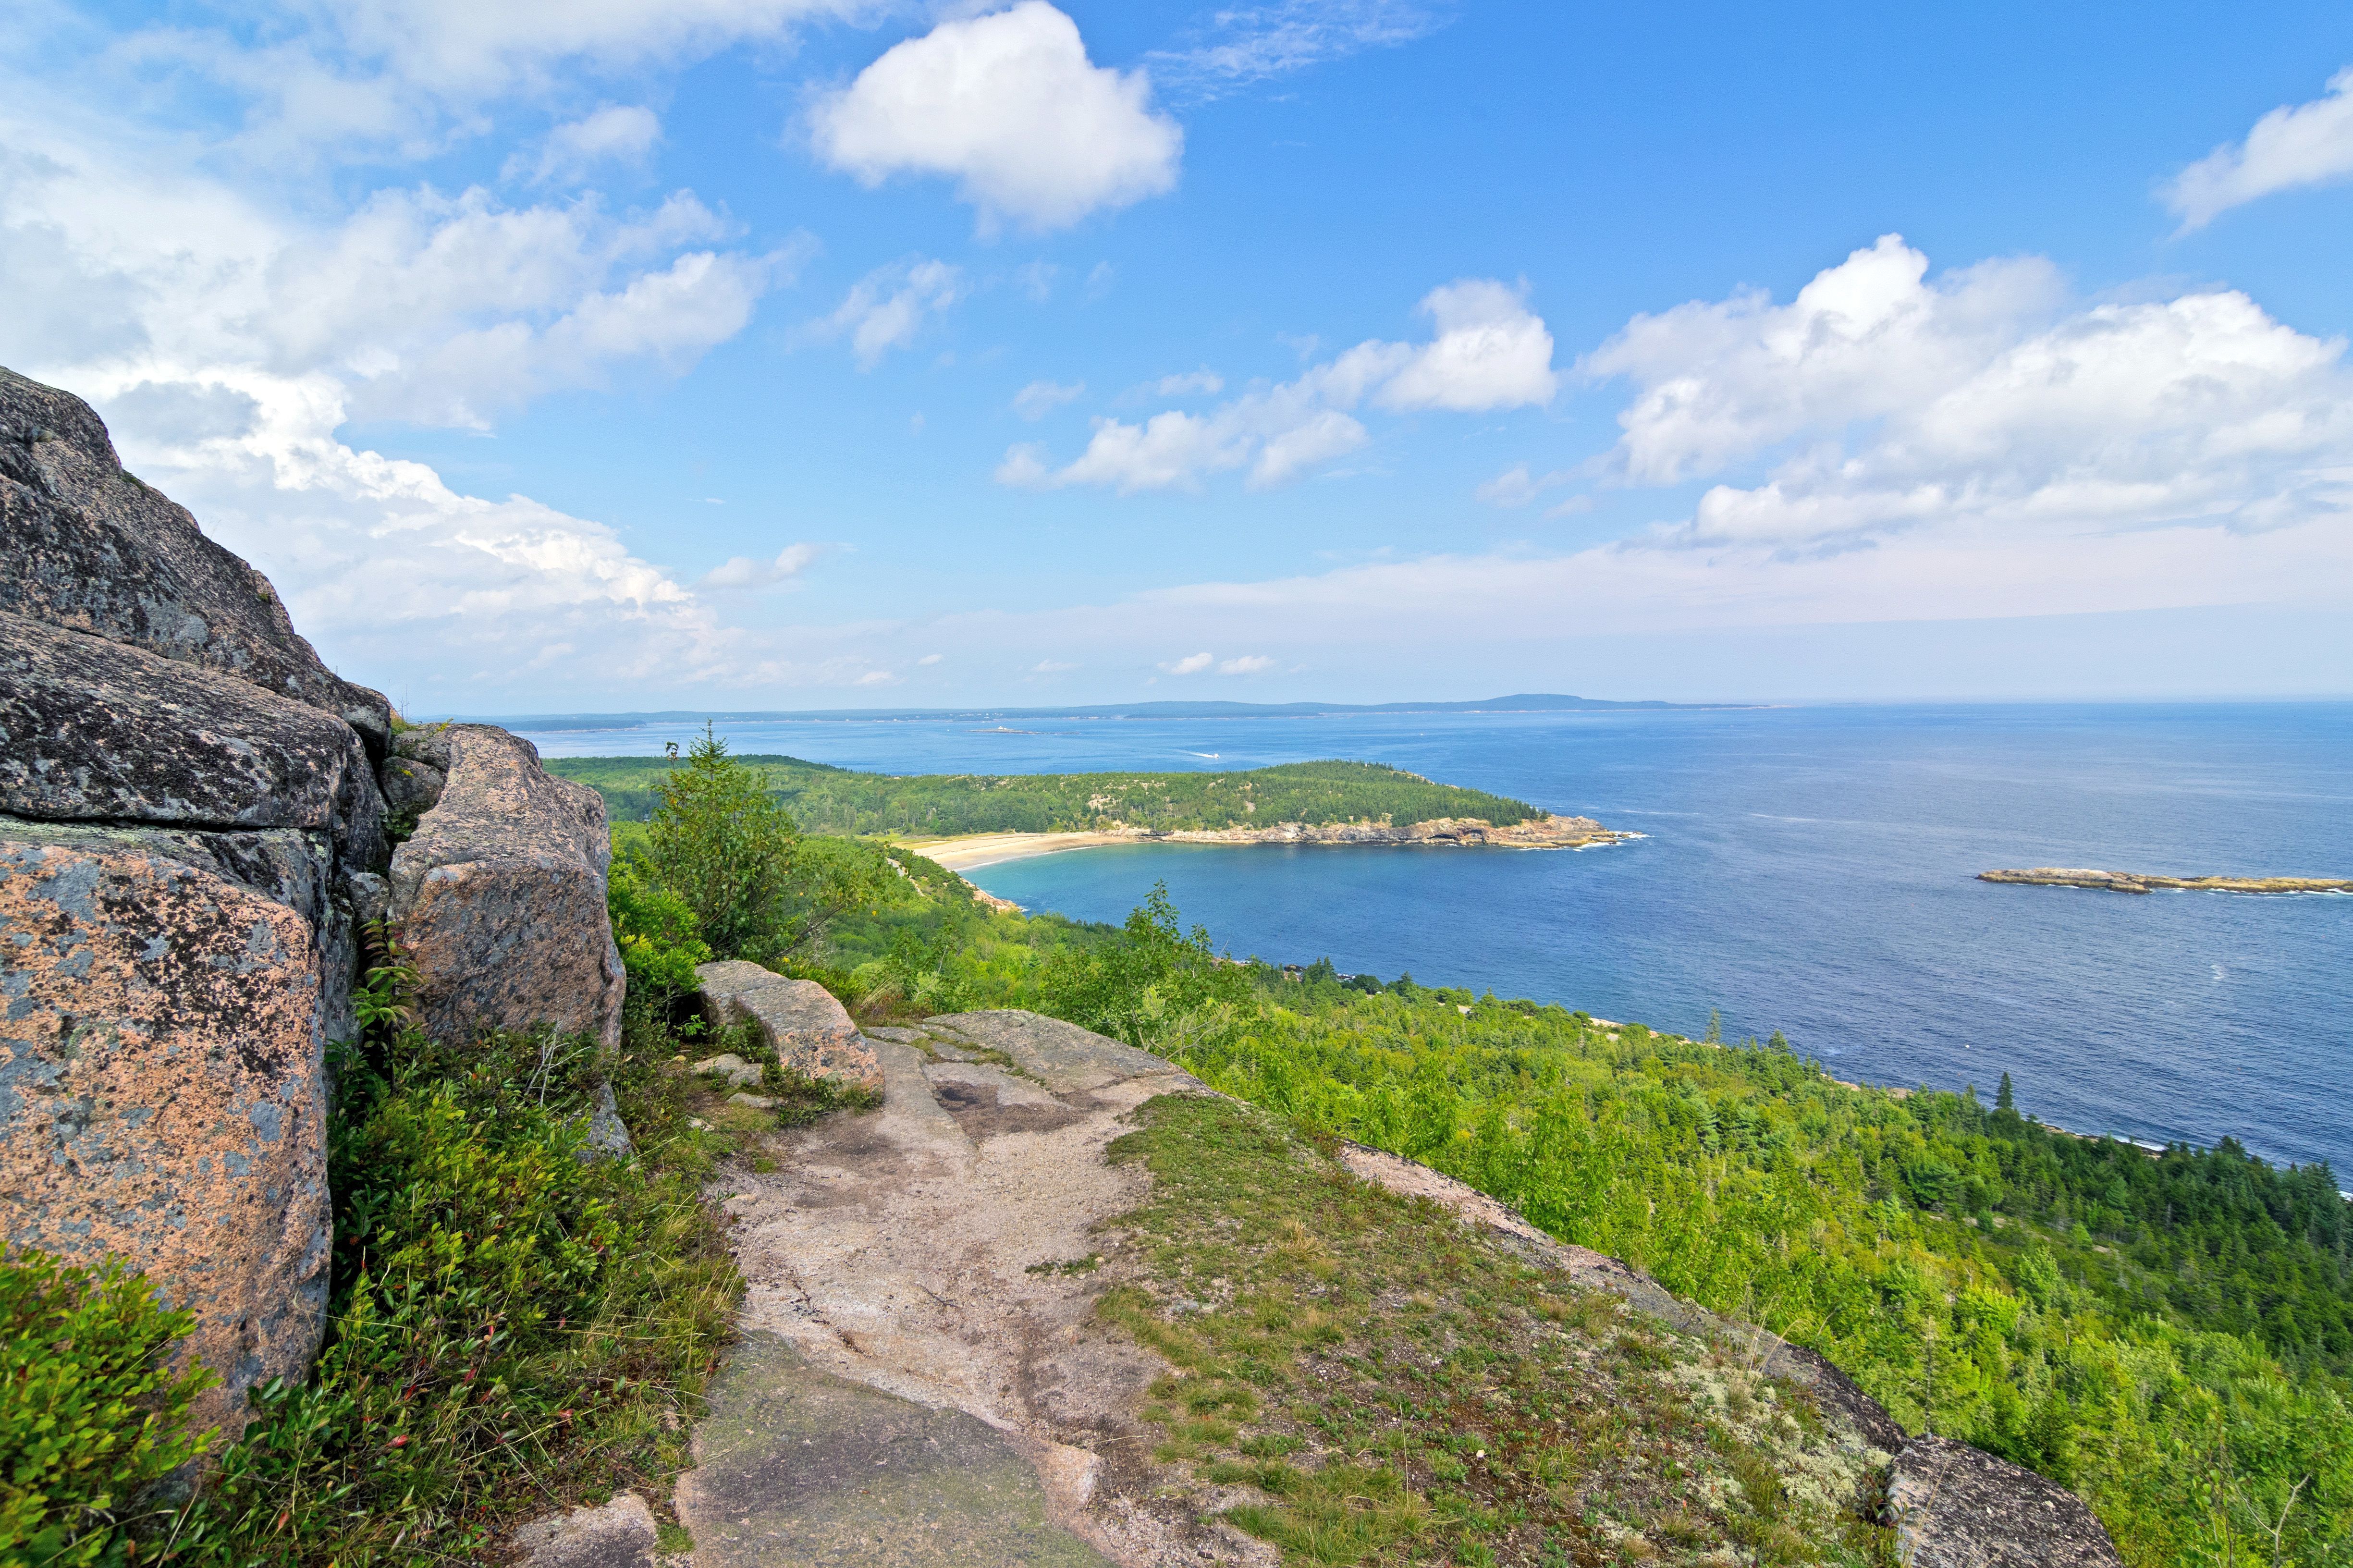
666, 1004, 2122, 1568
674, 1010, 1251, 1568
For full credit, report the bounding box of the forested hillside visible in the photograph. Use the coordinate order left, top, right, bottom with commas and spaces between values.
550, 754, 1544, 836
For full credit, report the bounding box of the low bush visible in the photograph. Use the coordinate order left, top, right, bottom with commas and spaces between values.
0, 1253, 216, 1567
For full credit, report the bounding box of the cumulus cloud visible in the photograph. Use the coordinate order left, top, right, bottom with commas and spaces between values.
2165, 67, 2353, 230
1003, 278, 1553, 492
813, 257, 962, 368
810, 2, 1182, 233
1376, 280, 1557, 411
1581, 234, 2353, 555
518, 105, 662, 185
0, 96, 814, 701
699, 542, 821, 590
1161, 650, 1214, 674
1013, 378, 1084, 418
1217, 654, 1273, 674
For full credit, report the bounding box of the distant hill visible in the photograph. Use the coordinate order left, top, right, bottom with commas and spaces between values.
469, 692, 1740, 731
545, 757, 1548, 836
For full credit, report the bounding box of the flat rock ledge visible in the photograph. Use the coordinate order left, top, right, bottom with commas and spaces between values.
694, 960, 882, 1093
1980, 867, 2352, 895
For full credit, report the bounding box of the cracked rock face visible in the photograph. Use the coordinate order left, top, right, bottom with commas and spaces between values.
0, 367, 390, 756
388, 725, 625, 1050
0, 838, 331, 1438
1, 610, 385, 882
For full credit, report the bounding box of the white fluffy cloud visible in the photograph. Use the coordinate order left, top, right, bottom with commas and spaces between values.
1583, 234, 2353, 555
1161, 650, 1214, 674
0, 98, 811, 700
1004, 279, 1553, 492
1375, 280, 1557, 411
2165, 66, 2353, 230
810, 2, 1182, 233
814, 257, 963, 368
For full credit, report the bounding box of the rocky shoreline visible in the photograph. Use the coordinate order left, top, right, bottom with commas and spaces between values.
1980, 867, 2352, 895
1145, 810, 1635, 850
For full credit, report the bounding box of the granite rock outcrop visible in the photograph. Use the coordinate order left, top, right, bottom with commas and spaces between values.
0, 366, 390, 755
0, 365, 625, 1438
386, 724, 625, 1050
0, 838, 332, 1439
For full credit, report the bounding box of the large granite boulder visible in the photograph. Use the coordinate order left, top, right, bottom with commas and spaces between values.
696, 961, 881, 1092
0, 368, 390, 756
1890, 1436, 2124, 1567
2, 611, 384, 880
0, 838, 332, 1438
388, 725, 625, 1050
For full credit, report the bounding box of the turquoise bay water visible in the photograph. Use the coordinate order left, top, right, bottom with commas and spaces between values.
534, 704, 2353, 1176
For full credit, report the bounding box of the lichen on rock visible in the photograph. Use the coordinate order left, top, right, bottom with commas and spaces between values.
0, 838, 331, 1438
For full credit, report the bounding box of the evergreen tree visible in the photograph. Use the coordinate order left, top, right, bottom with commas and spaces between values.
1998, 1071, 2016, 1114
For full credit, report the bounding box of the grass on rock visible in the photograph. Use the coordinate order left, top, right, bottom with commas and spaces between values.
1097, 1094, 1897, 1568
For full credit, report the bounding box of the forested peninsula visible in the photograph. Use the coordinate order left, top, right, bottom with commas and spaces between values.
547, 755, 1595, 842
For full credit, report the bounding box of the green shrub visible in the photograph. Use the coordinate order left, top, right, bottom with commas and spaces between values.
0, 1252, 215, 1567
642, 728, 887, 962
157, 945, 739, 1564
608, 858, 711, 1002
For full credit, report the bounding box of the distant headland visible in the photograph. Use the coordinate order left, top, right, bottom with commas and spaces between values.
1981, 867, 2353, 895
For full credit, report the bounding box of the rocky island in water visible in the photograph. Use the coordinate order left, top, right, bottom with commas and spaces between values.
1980, 867, 2353, 894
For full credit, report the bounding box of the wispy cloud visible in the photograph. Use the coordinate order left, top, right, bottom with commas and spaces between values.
2164, 66, 2353, 231
1152, 0, 1451, 97
813, 257, 963, 368
1014, 378, 1085, 419
699, 543, 821, 590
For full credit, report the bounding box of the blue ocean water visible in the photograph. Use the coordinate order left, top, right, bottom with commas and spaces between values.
533, 704, 2353, 1176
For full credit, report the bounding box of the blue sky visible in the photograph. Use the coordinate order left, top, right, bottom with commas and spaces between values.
6, 0, 2351, 710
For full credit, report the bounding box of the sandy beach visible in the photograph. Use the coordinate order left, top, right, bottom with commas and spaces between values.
893, 831, 1134, 871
